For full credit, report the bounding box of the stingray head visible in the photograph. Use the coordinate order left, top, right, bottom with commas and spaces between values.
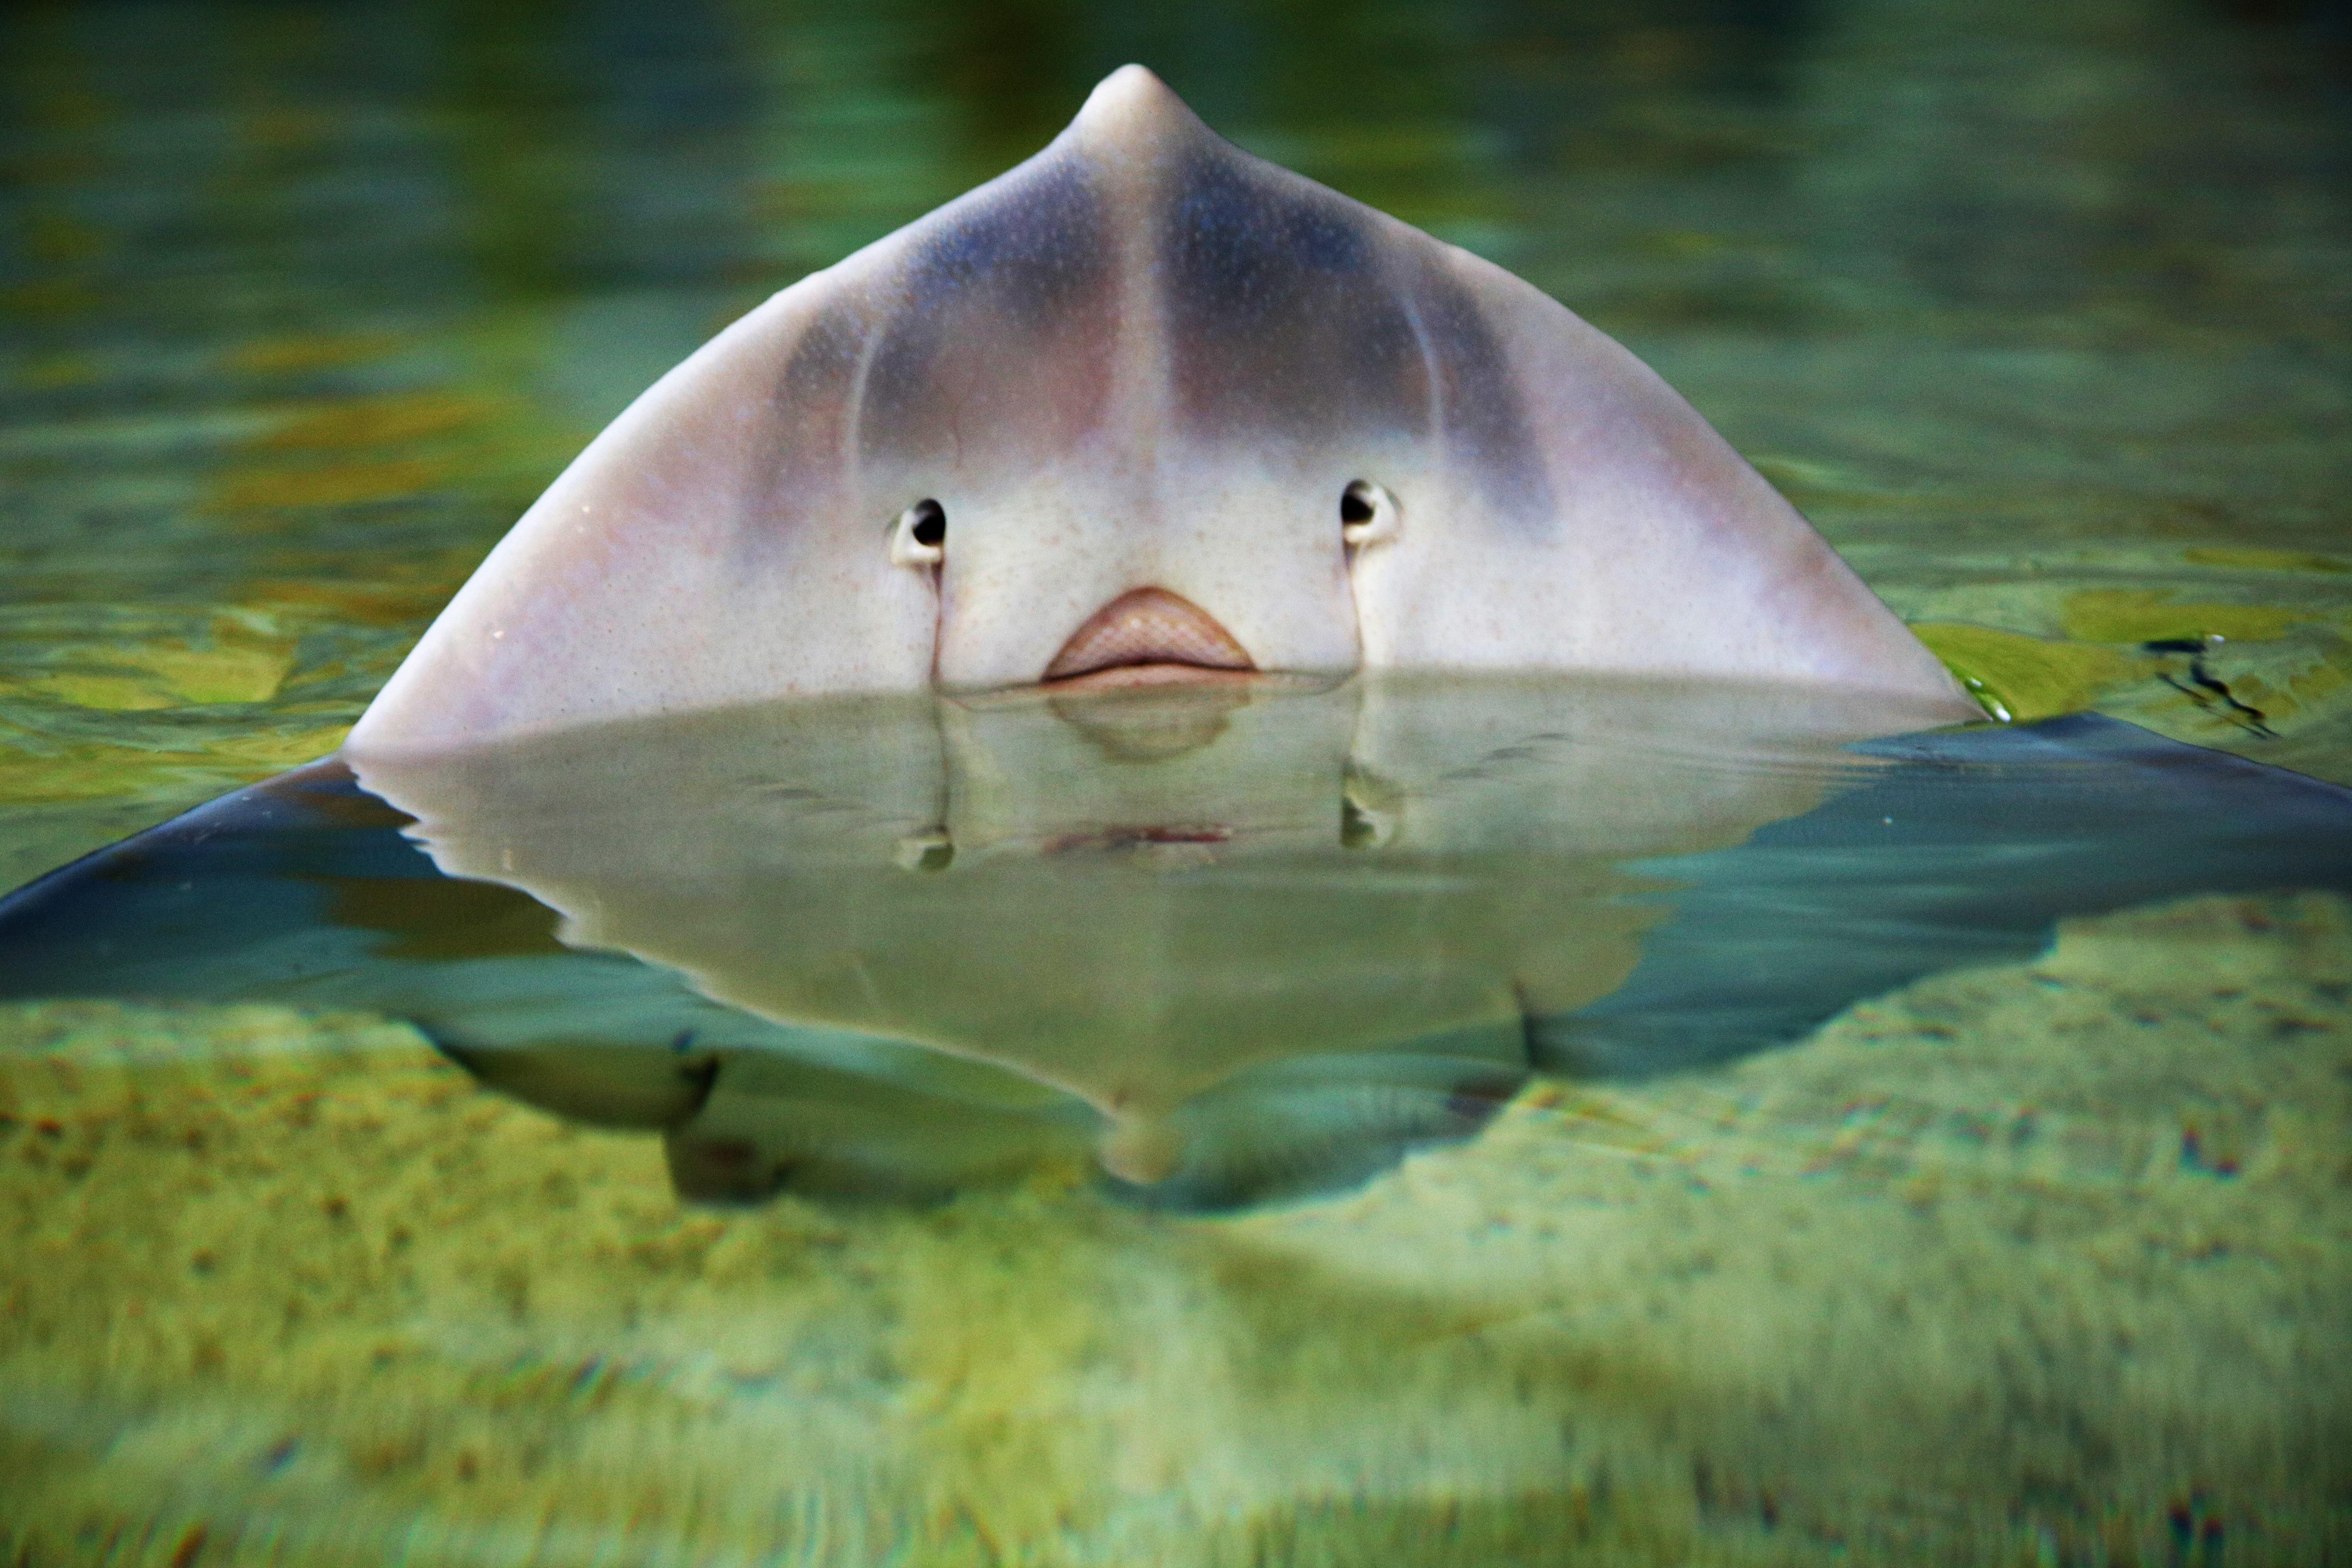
348, 67, 1973, 751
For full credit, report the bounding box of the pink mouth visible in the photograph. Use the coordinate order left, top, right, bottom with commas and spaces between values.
1042, 587, 1256, 689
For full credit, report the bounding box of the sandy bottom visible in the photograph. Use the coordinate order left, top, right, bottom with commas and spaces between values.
2, 892, 2347, 1566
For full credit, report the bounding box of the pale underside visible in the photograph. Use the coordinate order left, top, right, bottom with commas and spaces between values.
347, 65, 1976, 754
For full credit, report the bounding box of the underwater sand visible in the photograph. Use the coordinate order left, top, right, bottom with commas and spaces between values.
2, 889, 2345, 1566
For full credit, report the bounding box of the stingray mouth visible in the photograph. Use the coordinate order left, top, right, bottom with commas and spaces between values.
1041, 587, 1257, 690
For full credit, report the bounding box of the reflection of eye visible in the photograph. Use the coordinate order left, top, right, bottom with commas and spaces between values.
893, 828, 954, 872
1340, 480, 1398, 548
891, 499, 947, 566
1339, 764, 1401, 849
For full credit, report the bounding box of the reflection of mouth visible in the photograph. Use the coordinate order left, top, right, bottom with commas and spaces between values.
1046, 681, 1256, 760
1042, 587, 1256, 690
1042, 825, 1234, 855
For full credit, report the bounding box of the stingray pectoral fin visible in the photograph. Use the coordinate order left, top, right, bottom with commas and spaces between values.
1337, 247, 1977, 716
1523, 712, 2352, 1079
0, 759, 426, 1003
344, 267, 946, 752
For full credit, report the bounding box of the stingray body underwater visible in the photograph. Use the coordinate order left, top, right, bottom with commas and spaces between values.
2, 681, 2349, 1208
2, 68, 2347, 1209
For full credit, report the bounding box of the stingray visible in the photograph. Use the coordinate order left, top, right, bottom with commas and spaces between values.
4, 678, 2348, 1208
2, 70, 2345, 1209
345, 64, 1978, 748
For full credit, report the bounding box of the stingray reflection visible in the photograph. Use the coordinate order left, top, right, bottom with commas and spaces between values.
350, 675, 1903, 1200
3, 676, 2349, 1210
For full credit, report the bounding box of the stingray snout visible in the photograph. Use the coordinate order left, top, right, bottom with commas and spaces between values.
1042, 587, 1258, 689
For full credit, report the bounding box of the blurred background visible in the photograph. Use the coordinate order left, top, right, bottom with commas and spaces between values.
2, 0, 2349, 889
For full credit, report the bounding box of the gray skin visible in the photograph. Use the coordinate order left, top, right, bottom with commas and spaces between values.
346, 65, 1975, 755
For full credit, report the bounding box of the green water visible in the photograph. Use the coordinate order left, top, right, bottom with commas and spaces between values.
3, 0, 2350, 1562
4, 0, 2350, 895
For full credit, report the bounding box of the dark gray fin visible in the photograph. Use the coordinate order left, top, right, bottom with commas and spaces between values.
1534, 713, 2352, 1077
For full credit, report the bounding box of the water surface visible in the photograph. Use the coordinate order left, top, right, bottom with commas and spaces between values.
3, 0, 2350, 1561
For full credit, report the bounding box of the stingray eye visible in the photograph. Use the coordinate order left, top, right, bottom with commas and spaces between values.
891, 499, 946, 566
1340, 480, 1398, 548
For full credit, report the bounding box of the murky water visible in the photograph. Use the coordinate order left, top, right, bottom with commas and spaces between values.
3, 0, 2349, 1562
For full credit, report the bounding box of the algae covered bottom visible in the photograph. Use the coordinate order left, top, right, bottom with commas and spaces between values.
3, 892, 2347, 1564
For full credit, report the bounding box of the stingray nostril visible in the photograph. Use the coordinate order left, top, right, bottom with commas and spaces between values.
1340, 480, 1397, 548
890, 499, 946, 566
